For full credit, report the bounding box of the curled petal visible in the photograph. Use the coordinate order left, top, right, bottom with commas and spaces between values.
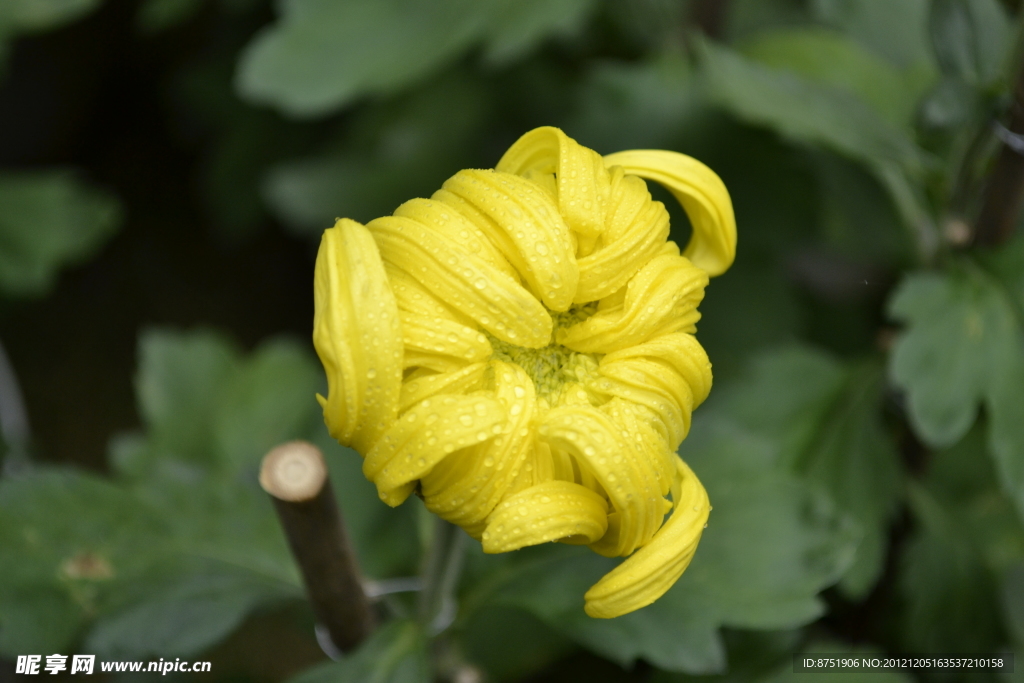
603, 150, 736, 277
597, 333, 712, 448
394, 198, 518, 280
422, 360, 537, 530
558, 251, 708, 353
313, 219, 403, 453
538, 406, 662, 557
481, 480, 609, 553
400, 312, 492, 373
602, 399, 675, 499
574, 169, 670, 303
385, 264, 475, 327
363, 394, 505, 506
584, 457, 710, 619
399, 363, 487, 414
441, 169, 579, 311
369, 215, 551, 347
496, 125, 611, 242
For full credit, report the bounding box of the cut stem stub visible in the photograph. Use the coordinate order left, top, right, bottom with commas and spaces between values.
260, 441, 376, 653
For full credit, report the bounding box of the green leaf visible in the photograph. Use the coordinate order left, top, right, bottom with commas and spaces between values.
738, 27, 925, 127
809, 0, 932, 68
0, 170, 121, 298
723, 0, 816, 44
679, 417, 859, 628
135, 0, 204, 33
798, 364, 901, 597
471, 545, 727, 673
481, 0, 596, 65
929, 0, 981, 82
888, 248, 1024, 520
923, 423, 1024, 575
460, 606, 576, 681
86, 560, 298, 657
0, 469, 164, 656
894, 425, 1024, 656
888, 274, 986, 446
720, 348, 905, 598
715, 347, 902, 598
0, 0, 103, 35
0, 587, 83, 655
966, 0, 1013, 85
928, 0, 1010, 85
235, 0, 491, 117
900, 482, 1005, 651
698, 41, 932, 246
213, 338, 323, 469
700, 41, 925, 176
236, 0, 599, 117
288, 620, 429, 683
134, 329, 239, 467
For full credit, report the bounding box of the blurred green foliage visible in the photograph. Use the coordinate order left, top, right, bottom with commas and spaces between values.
0, 2, 122, 300
2, 0, 1024, 681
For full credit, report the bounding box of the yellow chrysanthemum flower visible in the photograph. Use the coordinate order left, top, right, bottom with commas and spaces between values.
313, 127, 736, 619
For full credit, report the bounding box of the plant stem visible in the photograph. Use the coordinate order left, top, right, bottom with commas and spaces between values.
260, 441, 376, 654
417, 516, 467, 634
975, 40, 1024, 246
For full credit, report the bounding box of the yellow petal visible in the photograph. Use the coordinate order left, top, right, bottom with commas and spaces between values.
603, 150, 736, 277
394, 198, 518, 280
369, 215, 552, 347
386, 264, 475, 327
584, 457, 710, 618
596, 398, 667, 549
441, 169, 579, 311
400, 312, 492, 373
422, 360, 537, 528
399, 363, 488, 414
596, 333, 712, 448
538, 406, 660, 557
481, 480, 609, 553
495, 126, 611, 242
601, 398, 675, 499
313, 219, 403, 454
558, 250, 708, 353
574, 168, 670, 303
363, 394, 505, 506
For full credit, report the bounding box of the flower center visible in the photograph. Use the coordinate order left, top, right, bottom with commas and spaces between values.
488, 303, 602, 406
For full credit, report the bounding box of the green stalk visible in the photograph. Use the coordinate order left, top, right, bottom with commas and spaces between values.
417, 516, 467, 634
